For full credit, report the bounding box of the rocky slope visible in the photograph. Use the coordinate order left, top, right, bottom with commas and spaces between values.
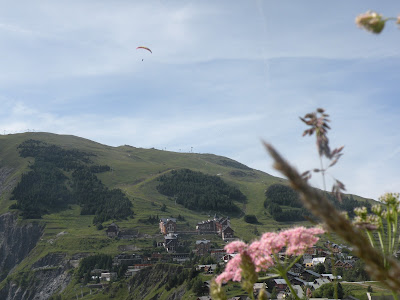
0, 212, 44, 281
0, 253, 72, 300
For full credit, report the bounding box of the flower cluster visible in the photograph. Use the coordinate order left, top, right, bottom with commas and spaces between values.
355, 11, 386, 34
215, 226, 324, 285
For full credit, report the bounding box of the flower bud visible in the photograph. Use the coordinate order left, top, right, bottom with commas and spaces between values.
354, 207, 368, 220
210, 279, 228, 300
355, 11, 386, 34
371, 204, 383, 216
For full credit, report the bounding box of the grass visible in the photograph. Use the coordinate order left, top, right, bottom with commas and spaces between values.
0, 132, 380, 298
342, 282, 394, 300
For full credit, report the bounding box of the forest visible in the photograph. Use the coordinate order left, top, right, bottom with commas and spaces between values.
156, 168, 246, 212
264, 184, 372, 222
11, 139, 132, 222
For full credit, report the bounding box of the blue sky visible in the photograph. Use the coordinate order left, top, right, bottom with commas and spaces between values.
0, 1, 399, 200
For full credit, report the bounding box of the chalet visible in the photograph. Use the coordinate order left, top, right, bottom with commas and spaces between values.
254, 282, 268, 296
303, 258, 313, 268
215, 216, 230, 234
310, 278, 331, 290
106, 223, 120, 238
290, 277, 308, 287
211, 249, 226, 261
287, 271, 300, 279
196, 239, 211, 256
304, 246, 317, 256
113, 253, 141, 266
312, 257, 326, 265
172, 253, 190, 263
291, 285, 304, 299
273, 279, 287, 291
100, 272, 117, 282
321, 274, 342, 281
196, 219, 216, 233
290, 263, 303, 274
301, 269, 320, 281
164, 233, 179, 252
222, 253, 238, 263
335, 259, 355, 269
159, 218, 177, 235
196, 264, 217, 274
221, 225, 234, 240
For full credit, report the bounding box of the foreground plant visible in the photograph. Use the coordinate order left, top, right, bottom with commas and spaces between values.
211, 226, 324, 300
355, 10, 400, 34
354, 193, 400, 268
300, 108, 345, 200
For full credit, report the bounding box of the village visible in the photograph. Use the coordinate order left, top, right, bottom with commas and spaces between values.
74, 215, 364, 300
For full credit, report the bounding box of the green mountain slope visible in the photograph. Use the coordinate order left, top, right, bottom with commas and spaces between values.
0, 132, 376, 299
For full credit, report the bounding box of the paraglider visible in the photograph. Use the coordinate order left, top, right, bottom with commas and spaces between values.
137, 46, 152, 61
136, 46, 152, 53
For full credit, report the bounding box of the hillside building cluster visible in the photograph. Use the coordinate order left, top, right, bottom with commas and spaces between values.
99, 221, 360, 299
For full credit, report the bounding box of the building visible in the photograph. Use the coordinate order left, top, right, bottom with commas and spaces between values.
215, 216, 230, 234
196, 264, 217, 274
196, 239, 211, 256
196, 219, 216, 233
211, 249, 226, 261
113, 253, 141, 266
164, 233, 179, 252
303, 258, 313, 268
221, 225, 234, 240
106, 223, 119, 238
273, 279, 287, 291
312, 257, 326, 266
159, 218, 177, 235
222, 253, 238, 263
100, 272, 117, 282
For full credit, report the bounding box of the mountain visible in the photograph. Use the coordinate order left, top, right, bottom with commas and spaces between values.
0, 132, 374, 299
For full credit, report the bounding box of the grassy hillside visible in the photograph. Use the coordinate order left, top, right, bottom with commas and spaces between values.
0, 132, 378, 299
0, 132, 377, 236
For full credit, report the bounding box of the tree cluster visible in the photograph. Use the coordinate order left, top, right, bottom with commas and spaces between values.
18, 139, 94, 170
244, 214, 258, 224
156, 169, 246, 212
264, 183, 372, 222
72, 167, 132, 224
11, 139, 132, 223
77, 254, 127, 284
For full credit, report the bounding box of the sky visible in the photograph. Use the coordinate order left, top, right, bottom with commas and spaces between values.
0, 1, 399, 200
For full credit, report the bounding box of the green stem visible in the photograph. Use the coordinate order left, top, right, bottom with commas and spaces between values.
366, 231, 376, 248
281, 270, 301, 300
391, 290, 399, 300
387, 213, 392, 257
258, 274, 279, 281
273, 253, 301, 300
392, 210, 398, 255
319, 155, 326, 191
377, 230, 387, 267
285, 255, 303, 272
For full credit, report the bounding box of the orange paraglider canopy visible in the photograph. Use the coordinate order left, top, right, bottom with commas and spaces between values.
136, 46, 152, 53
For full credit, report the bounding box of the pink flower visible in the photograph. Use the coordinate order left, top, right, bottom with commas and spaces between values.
281, 227, 324, 255
216, 254, 242, 284
224, 240, 247, 254
215, 226, 324, 285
